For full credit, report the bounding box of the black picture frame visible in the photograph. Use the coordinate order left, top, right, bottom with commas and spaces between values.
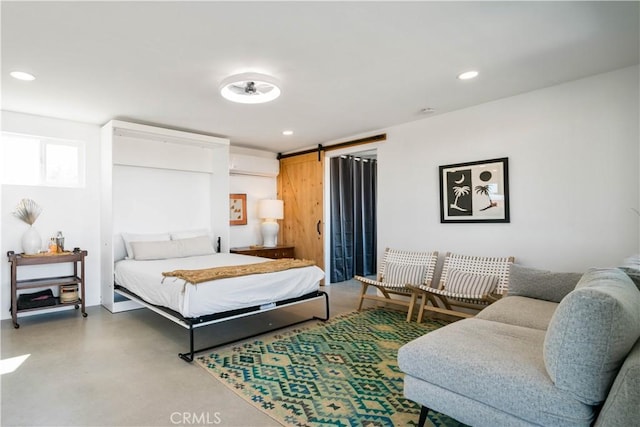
439, 157, 510, 223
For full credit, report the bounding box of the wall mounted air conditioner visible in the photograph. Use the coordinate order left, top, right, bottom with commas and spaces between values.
229, 154, 279, 177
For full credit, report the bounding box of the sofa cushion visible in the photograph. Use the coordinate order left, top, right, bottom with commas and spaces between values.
476, 296, 558, 330
619, 267, 640, 290
403, 375, 549, 427
399, 318, 594, 426
544, 268, 640, 405
507, 264, 582, 303
619, 254, 640, 290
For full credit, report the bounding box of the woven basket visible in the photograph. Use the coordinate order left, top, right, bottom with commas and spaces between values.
59, 284, 79, 303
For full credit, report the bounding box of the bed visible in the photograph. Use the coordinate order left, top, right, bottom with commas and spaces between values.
114, 250, 328, 362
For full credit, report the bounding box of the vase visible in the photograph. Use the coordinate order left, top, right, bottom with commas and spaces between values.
22, 225, 42, 255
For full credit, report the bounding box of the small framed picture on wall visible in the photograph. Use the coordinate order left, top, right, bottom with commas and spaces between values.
229, 193, 247, 225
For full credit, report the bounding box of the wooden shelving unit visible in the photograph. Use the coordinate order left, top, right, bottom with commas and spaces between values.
8, 249, 88, 328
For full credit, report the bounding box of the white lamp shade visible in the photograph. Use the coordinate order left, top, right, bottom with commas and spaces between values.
258, 199, 284, 220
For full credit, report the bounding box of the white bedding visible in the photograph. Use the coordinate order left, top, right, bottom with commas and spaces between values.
114, 253, 325, 318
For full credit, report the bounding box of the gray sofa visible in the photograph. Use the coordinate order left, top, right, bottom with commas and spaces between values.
398, 265, 640, 427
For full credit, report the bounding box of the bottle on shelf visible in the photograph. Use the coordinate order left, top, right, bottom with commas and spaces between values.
49, 237, 58, 254
55, 231, 65, 252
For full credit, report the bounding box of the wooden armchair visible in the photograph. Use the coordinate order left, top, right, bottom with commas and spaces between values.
355, 248, 438, 322
409, 252, 514, 322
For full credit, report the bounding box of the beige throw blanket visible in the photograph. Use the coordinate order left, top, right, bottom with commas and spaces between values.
162, 258, 316, 285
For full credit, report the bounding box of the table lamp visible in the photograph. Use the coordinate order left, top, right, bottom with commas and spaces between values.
258, 199, 284, 247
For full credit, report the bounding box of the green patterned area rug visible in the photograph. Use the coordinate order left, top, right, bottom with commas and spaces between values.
196, 308, 466, 426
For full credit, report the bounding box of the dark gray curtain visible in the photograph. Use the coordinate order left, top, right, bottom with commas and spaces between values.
330, 155, 377, 282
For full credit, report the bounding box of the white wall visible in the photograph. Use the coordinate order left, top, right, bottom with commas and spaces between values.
1, 112, 102, 319
377, 66, 639, 271
229, 146, 278, 247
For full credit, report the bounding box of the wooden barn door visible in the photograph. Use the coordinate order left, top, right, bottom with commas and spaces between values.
278, 152, 324, 272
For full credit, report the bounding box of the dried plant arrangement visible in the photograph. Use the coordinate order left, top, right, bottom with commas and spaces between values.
12, 198, 42, 226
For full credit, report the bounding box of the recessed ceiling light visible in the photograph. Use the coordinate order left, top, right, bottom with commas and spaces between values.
10, 71, 35, 81
282, 130, 294, 136
220, 72, 281, 104
457, 70, 479, 80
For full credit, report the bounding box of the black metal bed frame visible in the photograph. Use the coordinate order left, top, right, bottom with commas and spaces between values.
114, 285, 330, 362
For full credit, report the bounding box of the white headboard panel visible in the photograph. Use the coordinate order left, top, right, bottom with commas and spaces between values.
113, 164, 212, 234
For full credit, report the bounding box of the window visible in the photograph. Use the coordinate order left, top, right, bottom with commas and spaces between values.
1, 132, 85, 187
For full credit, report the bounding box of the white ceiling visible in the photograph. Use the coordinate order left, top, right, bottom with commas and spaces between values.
2, 1, 638, 154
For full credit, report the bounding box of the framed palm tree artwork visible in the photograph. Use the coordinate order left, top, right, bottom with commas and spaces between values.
439, 157, 510, 223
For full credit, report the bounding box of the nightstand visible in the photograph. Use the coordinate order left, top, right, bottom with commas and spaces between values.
230, 245, 295, 259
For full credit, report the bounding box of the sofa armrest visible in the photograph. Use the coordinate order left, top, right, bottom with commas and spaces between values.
595, 337, 640, 427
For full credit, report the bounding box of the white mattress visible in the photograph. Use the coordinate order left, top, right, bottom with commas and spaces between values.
114, 253, 325, 318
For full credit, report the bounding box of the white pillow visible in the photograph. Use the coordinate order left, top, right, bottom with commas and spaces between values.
121, 232, 171, 259
113, 235, 127, 262
170, 229, 210, 240
131, 236, 215, 260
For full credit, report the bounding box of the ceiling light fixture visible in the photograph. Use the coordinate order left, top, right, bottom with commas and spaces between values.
282, 130, 294, 136
10, 71, 36, 81
457, 70, 479, 80
220, 72, 281, 104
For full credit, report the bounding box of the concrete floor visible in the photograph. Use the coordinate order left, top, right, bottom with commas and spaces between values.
1, 279, 379, 427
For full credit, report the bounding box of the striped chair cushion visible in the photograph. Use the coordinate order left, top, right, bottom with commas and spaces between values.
445, 269, 500, 297
383, 262, 427, 286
